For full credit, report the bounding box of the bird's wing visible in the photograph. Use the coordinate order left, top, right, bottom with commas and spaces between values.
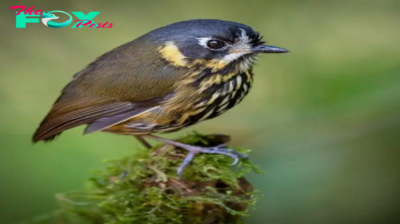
33, 41, 185, 142
32, 100, 145, 142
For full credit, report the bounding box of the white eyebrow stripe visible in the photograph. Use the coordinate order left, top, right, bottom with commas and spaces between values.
237, 28, 250, 43
196, 37, 213, 48
217, 28, 252, 63
196, 28, 256, 64
197, 28, 252, 48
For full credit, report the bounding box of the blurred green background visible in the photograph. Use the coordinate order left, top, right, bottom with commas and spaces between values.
1, 0, 400, 223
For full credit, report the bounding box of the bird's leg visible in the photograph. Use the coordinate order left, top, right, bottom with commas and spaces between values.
134, 135, 152, 149
144, 134, 248, 178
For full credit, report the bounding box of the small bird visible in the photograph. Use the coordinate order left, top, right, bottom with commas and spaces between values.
33, 19, 288, 177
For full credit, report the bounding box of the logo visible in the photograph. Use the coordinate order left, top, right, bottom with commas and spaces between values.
41, 11, 72, 28
10, 6, 113, 28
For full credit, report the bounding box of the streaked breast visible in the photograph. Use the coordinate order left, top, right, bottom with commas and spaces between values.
182, 70, 254, 126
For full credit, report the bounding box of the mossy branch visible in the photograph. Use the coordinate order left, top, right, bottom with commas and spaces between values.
30, 133, 262, 224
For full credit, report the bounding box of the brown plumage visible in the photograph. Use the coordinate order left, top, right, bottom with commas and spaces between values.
33, 36, 184, 141
33, 19, 288, 177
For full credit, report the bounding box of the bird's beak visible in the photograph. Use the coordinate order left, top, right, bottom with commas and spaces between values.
251, 44, 289, 53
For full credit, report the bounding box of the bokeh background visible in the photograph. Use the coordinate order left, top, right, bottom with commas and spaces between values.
1, 0, 399, 223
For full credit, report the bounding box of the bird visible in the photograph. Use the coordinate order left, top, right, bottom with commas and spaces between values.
32, 19, 289, 177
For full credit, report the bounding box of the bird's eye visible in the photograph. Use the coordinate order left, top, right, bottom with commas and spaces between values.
207, 40, 225, 49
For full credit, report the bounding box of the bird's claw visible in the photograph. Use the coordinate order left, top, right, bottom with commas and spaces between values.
176, 145, 248, 179
177, 152, 195, 179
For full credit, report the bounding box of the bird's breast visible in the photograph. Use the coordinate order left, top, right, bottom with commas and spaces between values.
178, 70, 254, 126
114, 70, 254, 134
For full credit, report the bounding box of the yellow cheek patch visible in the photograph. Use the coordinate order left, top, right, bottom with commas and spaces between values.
158, 42, 230, 71
207, 59, 229, 71
192, 59, 228, 72
158, 41, 188, 67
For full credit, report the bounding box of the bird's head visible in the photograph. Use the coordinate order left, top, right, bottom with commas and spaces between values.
144, 19, 289, 72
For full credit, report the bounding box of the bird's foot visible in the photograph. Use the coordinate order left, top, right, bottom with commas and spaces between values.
144, 134, 247, 179
177, 143, 248, 179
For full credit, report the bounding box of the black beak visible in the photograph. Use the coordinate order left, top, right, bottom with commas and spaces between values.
251, 44, 289, 53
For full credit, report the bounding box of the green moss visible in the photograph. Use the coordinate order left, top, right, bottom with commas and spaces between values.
51, 133, 262, 224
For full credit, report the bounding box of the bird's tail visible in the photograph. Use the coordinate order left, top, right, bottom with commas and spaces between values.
32, 101, 135, 143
